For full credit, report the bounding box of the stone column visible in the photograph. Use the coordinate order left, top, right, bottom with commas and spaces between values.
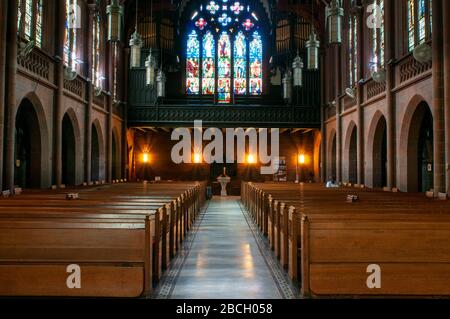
123, 48, 130, 180
4, 0, 18, 192
106, 42, 114, 183
85, 3, 96, 184
356, 10, 364, 185
443, 0, 450, 195
320, 52, 326, 183
335, 45, 342, 183
54, 0, 66, 188
0, 0, 8, 190
432, 0, 445, 195
384, 0, 396, 189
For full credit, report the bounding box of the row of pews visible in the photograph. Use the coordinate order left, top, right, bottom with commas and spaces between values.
242, 182, 450, 298
0, 181, 207, 298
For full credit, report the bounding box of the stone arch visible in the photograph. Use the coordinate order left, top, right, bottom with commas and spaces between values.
111, 127, 121, 180
343, 121, 357, 184
61, 108, 82, 186
399, 96, 434, 192
91, 119, 105, 182
366, 111, 387, 188
327, 129, 337, 182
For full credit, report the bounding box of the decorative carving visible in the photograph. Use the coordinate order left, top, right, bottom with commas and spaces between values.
398, 54, 432, 84
366, 80, 386, 100
64, 76, 84, 98
17, 48, 51, 81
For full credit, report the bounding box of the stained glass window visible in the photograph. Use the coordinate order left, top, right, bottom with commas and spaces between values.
186, 30, 200, 94
371, 0, 385, 72
202, 31, 216, 94
348, 15, 358, 87
234, 31, 247, 95
249, 32, 262, 95
92, 14, 101, 88
64, 0, 78, 70
407, 0, 432, 52
218, 32, 231, 103
17, 0, 43, 48
186, 0, 263, 103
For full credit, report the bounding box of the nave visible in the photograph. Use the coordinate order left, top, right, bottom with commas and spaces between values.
154, 197, 297, 299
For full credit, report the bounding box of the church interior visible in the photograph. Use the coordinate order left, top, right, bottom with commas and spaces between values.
1, 0, 450, 300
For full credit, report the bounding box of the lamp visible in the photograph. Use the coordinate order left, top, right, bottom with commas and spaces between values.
193, 153, 202, 164
298, 154, 306, 165
129, 0, 142, 68
247, 154, 256, 164
292, 52, 303, 87
156, 69, 166, 97
107, 0, 124, 42
306, 31, 320, 70
145, 49, 157, 87
282, 70, 292, 101
142, 152, 150, 164
326, 0, 344, 44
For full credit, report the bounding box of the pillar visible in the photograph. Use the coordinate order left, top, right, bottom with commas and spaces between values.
443, 0, 450, 195
356, 10, 364, 185
4, 0, 18, 192
335, 45, 342, 183
85, 3, 96, 184
106, 41, 114, 183
432, 0, 445, 195
384, 0, 396, 189
0, 0, 8, 190
54, 0, 66, 188
320, 52, 326, 183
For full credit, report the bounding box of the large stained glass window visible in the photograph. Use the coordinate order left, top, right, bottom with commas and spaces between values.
249, 32, 262, 95
234, 31, 247, 95
185, 0, 263, 103
371, 0, 385, 72
348, 15, 358, 87
407, 0, 432, 52
218, 32, 231, 103
202, 31, 216, 95
186, 31, 200, 94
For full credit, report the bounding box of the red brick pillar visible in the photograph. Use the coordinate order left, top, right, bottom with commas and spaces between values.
54, 0, 66, 188
384, 0, 396, 190
106, 41, 114, 183
0, 0, 8, 190
443, 0, 450, 195
432, 0, 445, 195
4, 0, 18, 192
335, 45, 342, 183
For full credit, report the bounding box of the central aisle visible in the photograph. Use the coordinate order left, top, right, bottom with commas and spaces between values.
155, 196, 297, 299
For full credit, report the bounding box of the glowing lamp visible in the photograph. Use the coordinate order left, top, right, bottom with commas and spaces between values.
193, 153, 202, 164
247, 154, 256, 164
142, 153, 150, 164
129, 31, 143, 68
306, 31, 320, 70
326, 0, 344, 44
298, 154, 306, 165
145, 49, 157, 87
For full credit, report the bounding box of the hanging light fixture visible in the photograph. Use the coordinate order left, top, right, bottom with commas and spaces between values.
129, 0, 143, 68
156, 69, 166, 97
107, 0, 124, 42
326, 0, 344, 44
306, 1, 320, 70
282, 70, 292, 101
146, 49, 157, 86
292, 51, 304, 87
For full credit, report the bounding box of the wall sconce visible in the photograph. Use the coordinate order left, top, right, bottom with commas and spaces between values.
142, 152, 150, 164
193, 153, 202, 164
247, 154, 256, 164
298, 154, 306, 165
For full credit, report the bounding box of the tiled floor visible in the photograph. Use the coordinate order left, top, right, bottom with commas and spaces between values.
154, 196, 298, 299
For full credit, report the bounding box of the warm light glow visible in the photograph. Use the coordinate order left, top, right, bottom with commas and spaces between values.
247, 154, 256, 164
193, 153, 202, 164
142, 153, 150, 164
298, 154, 306, 165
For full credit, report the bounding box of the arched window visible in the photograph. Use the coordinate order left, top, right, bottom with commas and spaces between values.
407, 0, 432, 52
17, 0, 44, 48
64, 0, 78, 70
348, 15, 358, 87
185, 0, 263, 103
370, 0, 385, 72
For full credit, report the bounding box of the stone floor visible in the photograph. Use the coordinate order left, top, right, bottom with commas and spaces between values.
153, 196, 298, 299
